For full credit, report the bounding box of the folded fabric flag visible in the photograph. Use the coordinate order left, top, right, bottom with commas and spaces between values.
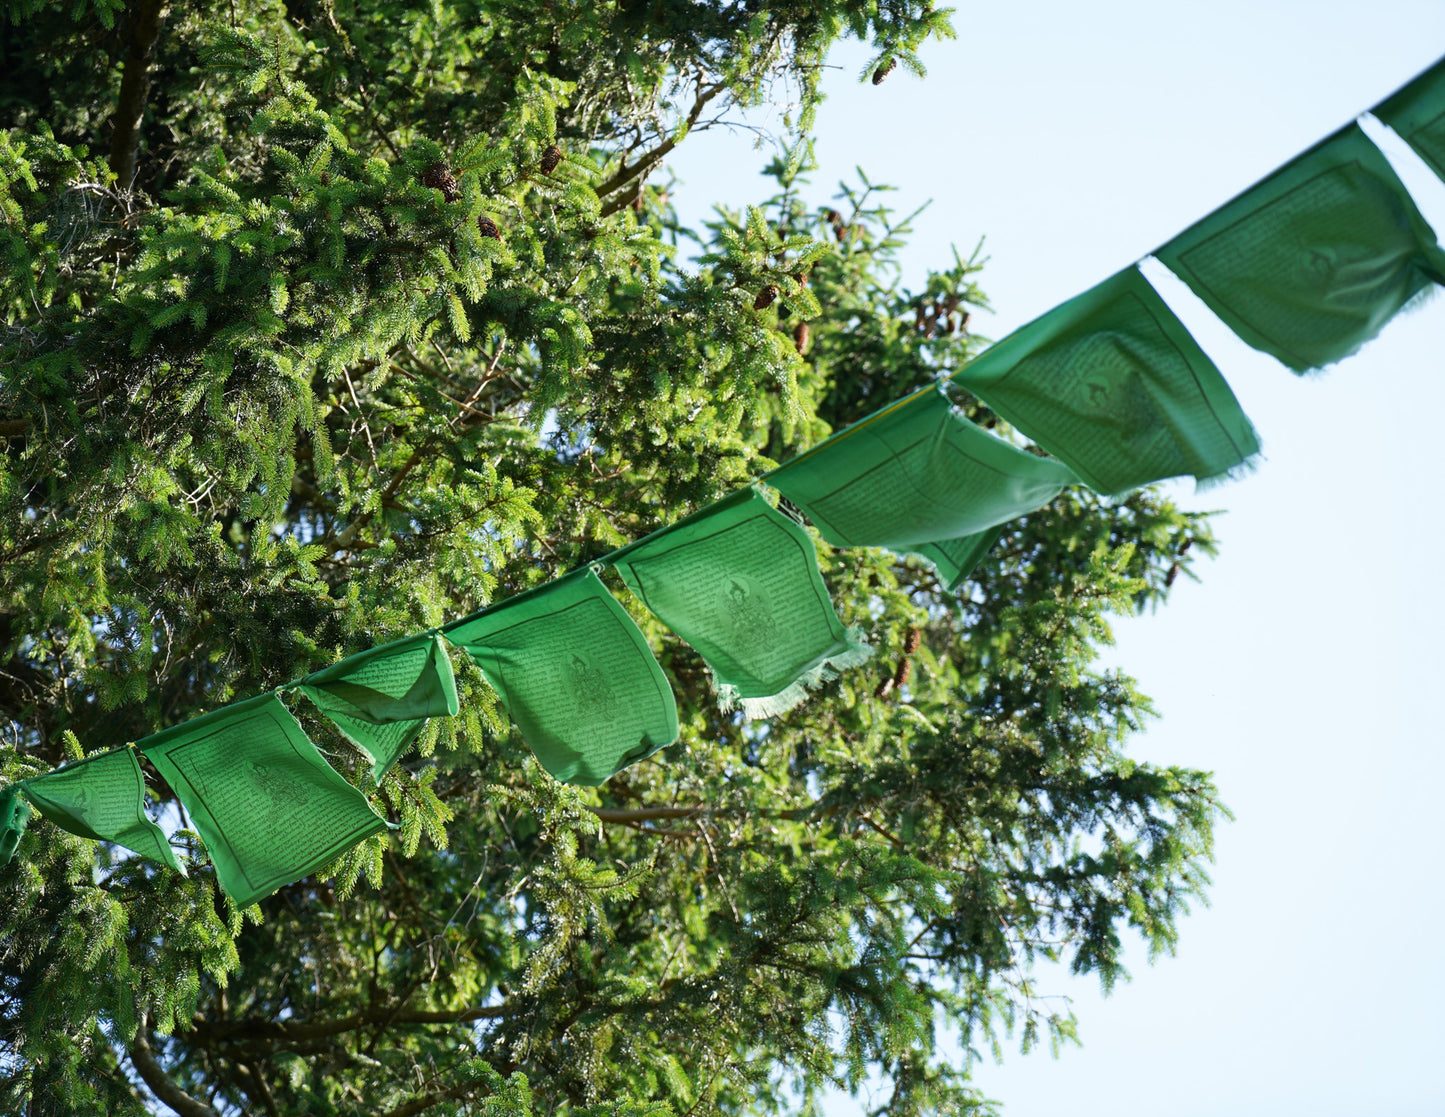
0, 783, 31, 866
612, 488, 873, 718
1374, 54, 1445, 184
949, 266, 1260, 495
295, 631, 458, 783
444, 569, 679, 785
767, 386, 1076, 579
20, 747, 185, 874
1156, 123, 1445, 373
138, 693, 391, 906
911, 525, 1004, 592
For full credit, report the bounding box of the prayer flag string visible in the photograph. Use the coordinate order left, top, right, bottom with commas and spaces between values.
6, 53, 1444, 908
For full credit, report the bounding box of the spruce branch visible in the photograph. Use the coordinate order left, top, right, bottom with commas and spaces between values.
189, 1002, 515, 1050
377, 1073, 498, 1117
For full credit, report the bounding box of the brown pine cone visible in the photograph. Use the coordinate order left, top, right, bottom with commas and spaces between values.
872, 57, 898, 85
793, 320, 810, 355
539, 143, 563, 175
903, 626, 921, 654
891, 658, 912, 690
874, 677, 895, 700
421, 162, 461, 203
477, 215, 502, 240
754, 285, 779, 310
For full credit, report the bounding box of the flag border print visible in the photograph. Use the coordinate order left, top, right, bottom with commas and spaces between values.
1374, 53, 1445, 181
949, 265, 1259, 494
912, 525, 1005, 592
1155, 122, 1445, 372
296, 630, 459, 722
612, 487, 873, 716
138, 692, 391, 906
20, 746, 186, 874
443, 568, 680, 786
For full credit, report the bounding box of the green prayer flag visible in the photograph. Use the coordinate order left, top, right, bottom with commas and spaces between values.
138, 693, 391, 906
21, 748, 185, 874
0, 783, 31, 866
950, 266, 1260, 495
613, 488, 873, 719
1374, 54, 1445, 185
297, 631, 459, 783
444, 569, 679, 785
911, 525, 1004, 591
767, 386, 1076, 580
1156, 123, 1445, 373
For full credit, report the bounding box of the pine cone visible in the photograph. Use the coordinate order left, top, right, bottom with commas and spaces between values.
903, 626, 921, 655
421, 161, 461, 203
891, 658, 912, 690
477, 215, 502, 240
754, 285, 779, 310
824, 209, 842, 226
793, 320, 810, 355
872, 57, 898, 85
1165, 563, 1179, 588
539, 143, 563, 175
874, 677, 895, 700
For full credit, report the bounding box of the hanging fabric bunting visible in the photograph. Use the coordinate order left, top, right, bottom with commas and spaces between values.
1374, 54, 1445, 184
20, 748, 185, 874
443, 569, 679, 785
767, 386, 1076, 580
1156, 123, 1445, 373
138, 693, 392, 906
0, 783, 31, 866
295, 631, 459, 783
950, 266, 1260, 495
911, 526, 1005, 591
611, 487, 873, 718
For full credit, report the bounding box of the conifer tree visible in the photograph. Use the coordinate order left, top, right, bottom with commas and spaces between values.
1, 2, 1226, 1114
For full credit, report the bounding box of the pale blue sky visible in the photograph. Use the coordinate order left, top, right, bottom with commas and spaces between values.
667, 4, 1445, 1114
